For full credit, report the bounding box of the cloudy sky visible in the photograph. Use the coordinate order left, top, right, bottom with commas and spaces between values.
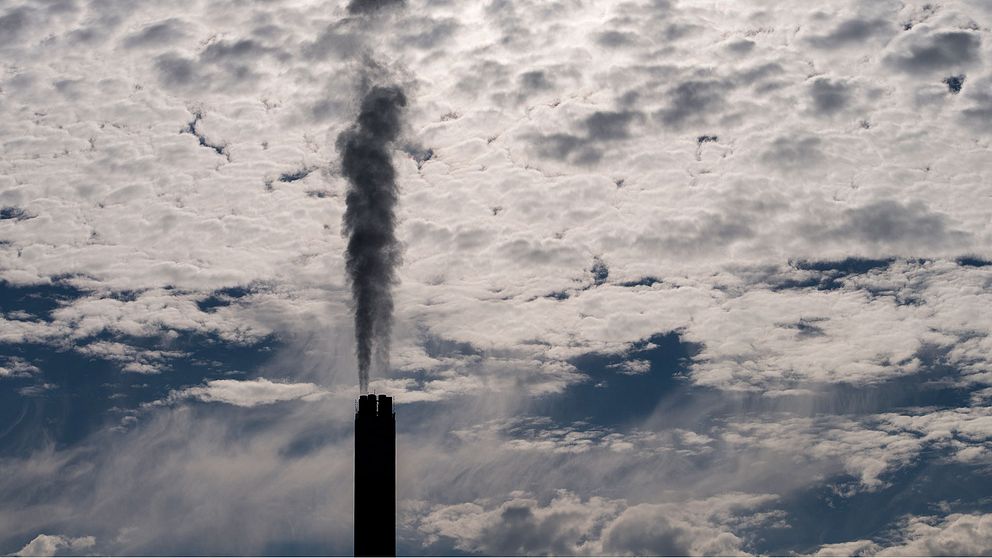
2, 0, 992, 555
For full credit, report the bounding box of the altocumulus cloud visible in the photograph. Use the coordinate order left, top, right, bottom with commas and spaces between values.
1, 0, 992, 555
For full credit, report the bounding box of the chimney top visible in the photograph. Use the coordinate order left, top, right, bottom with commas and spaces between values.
357, 393, 392, 416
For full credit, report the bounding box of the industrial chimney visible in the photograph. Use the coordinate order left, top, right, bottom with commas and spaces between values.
355, 393, 395, 557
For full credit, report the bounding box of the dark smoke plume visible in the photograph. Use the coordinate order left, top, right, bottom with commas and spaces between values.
338, 85, 406, 392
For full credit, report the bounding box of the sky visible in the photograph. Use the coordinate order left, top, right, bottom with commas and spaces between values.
2, 0, 992, 555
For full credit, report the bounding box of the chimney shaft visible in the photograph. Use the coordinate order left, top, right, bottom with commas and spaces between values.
355, 394, 395, 557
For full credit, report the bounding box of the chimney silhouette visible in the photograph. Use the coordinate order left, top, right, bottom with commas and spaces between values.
355, 393, 395, 557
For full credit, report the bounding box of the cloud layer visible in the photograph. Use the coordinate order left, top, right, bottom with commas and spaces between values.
1, 0, 992, 555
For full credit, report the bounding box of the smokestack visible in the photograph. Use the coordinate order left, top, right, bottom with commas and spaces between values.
354, 393, 395, 557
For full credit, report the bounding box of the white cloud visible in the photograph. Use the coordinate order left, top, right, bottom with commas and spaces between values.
816, 513, 992, 556
0, 357, 39, 378
452, 416, 669, 456
0, 0, 988, 404
608, 359, 650, 375
164, 378, 328, 407
878, 513, 992, 556
410, 489, 778, 556
13, 534, 95, 557
813, 539, 880, 556
76, 341, 185, 375
1, 0, 992, 554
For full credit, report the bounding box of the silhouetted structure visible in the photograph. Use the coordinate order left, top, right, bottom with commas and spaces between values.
355, 393, 395, 557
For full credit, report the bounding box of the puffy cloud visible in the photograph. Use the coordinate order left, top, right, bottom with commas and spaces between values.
813, 539, 880, 556
348, 0, 405, 15
411, 490, 777, 556
121, 19, 189, 49
878, 513, 992, 556
0, 400, 358, 555
0, 357, 40, 378
0, 7, 33, 47
601, 502, 751, 556
806, 18, 893, 49
76, 341, 185, 374
415, 491, 623, 555
760, 134, 824, 171
654, 79, 730, 128
808, 78, 852, 115
451, 416, 665, 455
13, 534, 95, 557
885, 29, 982, 74
816, 513, 992, 556
2, 0, 992, 554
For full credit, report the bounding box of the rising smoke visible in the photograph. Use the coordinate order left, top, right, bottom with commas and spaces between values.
338, 85, 407, 393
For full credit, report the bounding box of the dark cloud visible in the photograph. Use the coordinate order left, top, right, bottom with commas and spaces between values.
806, 18, 891, 49
477, 505, 550, 555
154, 54, 201, 88
725, 39, 755, 54
661, 22, 700, 41
483, 0, 533, 50
886, 31, 981, 73
152, 38, 278, 89
531, 111, 643, 165
435, 496, 613, 556
629, 205, 762, 257
617, 90, 640, 108
66, 26, 103, 44
347, 0, 404, 14
122, 19, 187, 48
603, 511, 692, 556
311, 98, 347, 121
251, 23, 285, 40
337, 85, 407, 392
737, 63, 785, 86
303, 22, 363, 60
531, 111, 641, 164
533, 133, 603, 165
43, 0, 76, 15
0, 7, 30, 45
961, 89, 992, 131
662, 212, 756, 254
397, 17, 459, 49
655, 79, 728, 128
595, 29, 640, 47
519, 70, 553, 91
760, 134, 823, 171
455, 59, 508, 96
583, 111, 641, 140
647, 0, 673, 12
808, 78, 851, 115
201, 39, 274, 63
819, 200, 967, 248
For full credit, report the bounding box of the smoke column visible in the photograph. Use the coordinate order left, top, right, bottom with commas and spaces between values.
338, 85, 406, 393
